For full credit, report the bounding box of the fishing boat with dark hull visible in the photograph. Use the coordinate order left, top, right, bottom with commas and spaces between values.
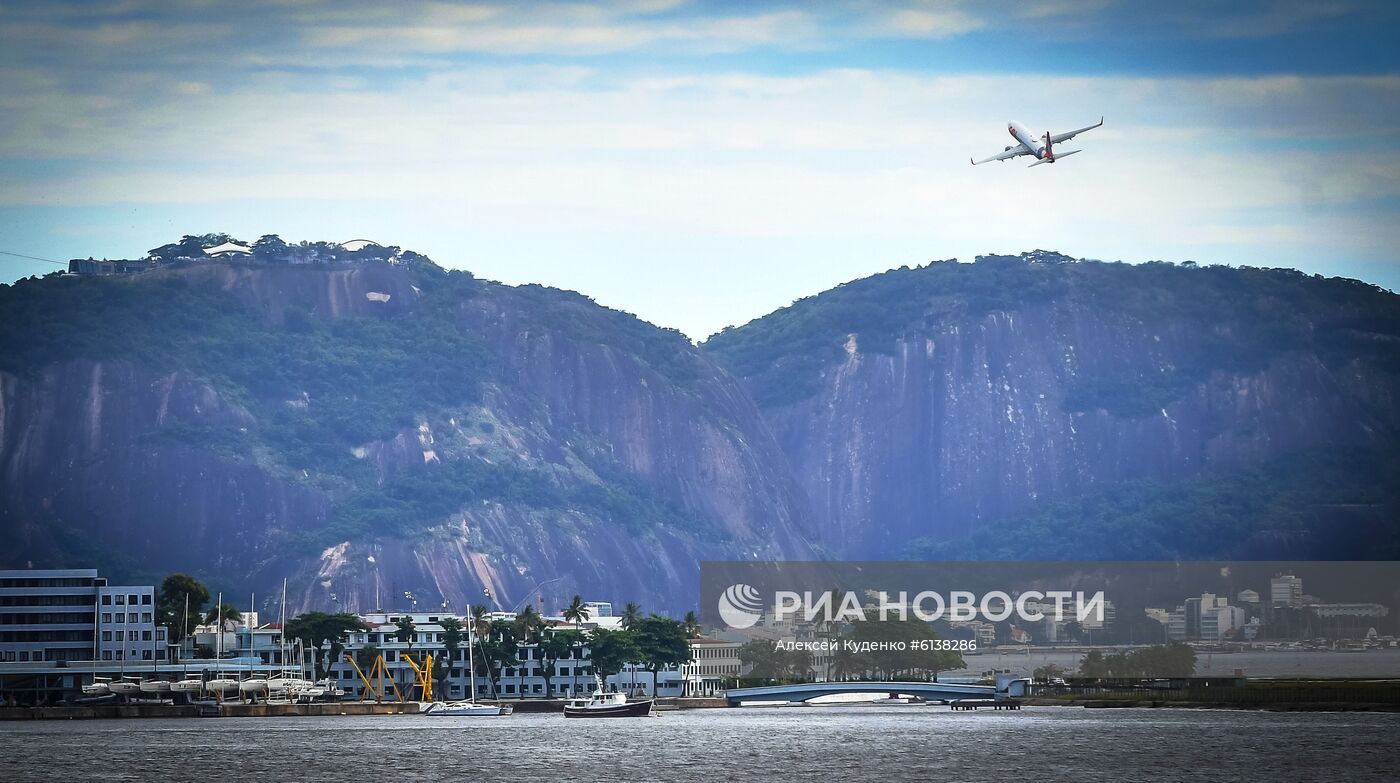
563, 691, 655, 718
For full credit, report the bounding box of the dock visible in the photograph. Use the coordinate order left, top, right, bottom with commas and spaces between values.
949, 699, 1021, 711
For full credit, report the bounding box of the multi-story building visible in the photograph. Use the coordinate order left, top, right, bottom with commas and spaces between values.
0, 568, 168, 664
1271, 575, 1303, 607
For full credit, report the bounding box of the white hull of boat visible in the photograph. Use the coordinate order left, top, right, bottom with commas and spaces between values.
205, 678, 240, 693
108, 682, 142, 695
239, 679, 269, 694
424, 701, 514, 716
81, 683, 111, 696
171, 680, 204, 693
139, 681, 172, 694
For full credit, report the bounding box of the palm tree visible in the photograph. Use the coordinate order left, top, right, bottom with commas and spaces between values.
561, 596, 591, 696
203, 602, 242, 630
621, 602, 641, 628
469, 605, 491, 700
682, 611, 701, 639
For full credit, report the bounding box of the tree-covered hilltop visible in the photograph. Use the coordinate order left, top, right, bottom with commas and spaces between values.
0, 238, 733, 558
703, 252, 1400, 413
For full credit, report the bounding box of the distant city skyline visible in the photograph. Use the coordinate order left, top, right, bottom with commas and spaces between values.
2, 1, 1398, 338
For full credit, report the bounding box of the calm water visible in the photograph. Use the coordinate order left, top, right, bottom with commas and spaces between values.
3, 707, 1398, 782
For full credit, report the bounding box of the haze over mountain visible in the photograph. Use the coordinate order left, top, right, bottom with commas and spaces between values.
2, 239, 1398, 613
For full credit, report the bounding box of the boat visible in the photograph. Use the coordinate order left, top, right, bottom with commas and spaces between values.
139, 679, 172, 694
81, 676, 112, 696
108, 676, 143, 695
172, 677, 204, 694
422, 613, 512, 716
239, 677, 269, 696
205, 676, 240, 694
563, 691, 655, 718
423, 700, 513, 716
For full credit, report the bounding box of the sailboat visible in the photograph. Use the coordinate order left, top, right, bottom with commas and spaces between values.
268, 581, 313, 700
238, 591, 269, 700
423, 611, 512, 716
172, 595, 205, 696
205, 593, 240, 697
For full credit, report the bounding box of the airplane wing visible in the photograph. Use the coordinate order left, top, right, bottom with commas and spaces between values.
971, 143, 1032, 165
1047, 117, 1103, 145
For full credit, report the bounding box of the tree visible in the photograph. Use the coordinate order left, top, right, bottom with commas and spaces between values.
621, 602, 641, 629
156, 573, 209, 643
539, 629, 581, 699
477, 619, 518, 699
1033, 663, 1066, 683
513, 606, 543, 696
562, 596, 591, 695
682, 611, 701, 639
355, 643, 381, 673
438, 617, 465, 697
285, 612, 371, 679
633, 615, 691, 697
587, 627, 641, 687
738, 639, 812, 684
251, 234, 289, 263
204, 602, 243, 629
395, 615, 417, 648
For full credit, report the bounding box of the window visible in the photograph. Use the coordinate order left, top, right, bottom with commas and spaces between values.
128, 613, 137, 623
142, 631, 152, 641
115, 630, 124, 641
127, 594, 138, 605
142, 613, 152, 623
142, 650, 152, 660
101, 595, 112, 606
115, 614, 124, 624
141, 595, 152, 605
102, 651, 112, 661
101, 613, 111, 623
102, 631, 112, 641
115, 595, 125, 605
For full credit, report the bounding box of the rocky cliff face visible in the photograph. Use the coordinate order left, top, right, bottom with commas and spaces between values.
0, 260, 813, 614
705, 254, 1400, 559
4, 250, 1399, 612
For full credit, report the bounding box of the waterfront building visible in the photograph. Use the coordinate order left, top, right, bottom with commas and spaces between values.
0, 568, 169, 664
1271, 574, 1303, 607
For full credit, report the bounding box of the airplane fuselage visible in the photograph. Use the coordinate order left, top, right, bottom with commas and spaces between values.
1008, 122, 1050, 160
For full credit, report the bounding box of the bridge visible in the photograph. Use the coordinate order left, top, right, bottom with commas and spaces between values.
723, 680, 1014, 707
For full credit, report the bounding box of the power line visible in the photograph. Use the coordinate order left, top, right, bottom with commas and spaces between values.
0, 249, 66, 266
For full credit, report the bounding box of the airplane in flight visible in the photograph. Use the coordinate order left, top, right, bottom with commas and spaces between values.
971, 118, 1103, 167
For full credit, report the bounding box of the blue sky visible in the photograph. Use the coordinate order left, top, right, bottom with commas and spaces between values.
2, 0, 1398, 338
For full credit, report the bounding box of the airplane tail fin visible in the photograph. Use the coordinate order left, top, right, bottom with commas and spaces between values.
1043, 131, 1054, 161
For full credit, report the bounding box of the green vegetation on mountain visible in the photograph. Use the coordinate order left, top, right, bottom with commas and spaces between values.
906, 447, 1400, 561
704, 253, 1400, 413
0, 239, 707, 550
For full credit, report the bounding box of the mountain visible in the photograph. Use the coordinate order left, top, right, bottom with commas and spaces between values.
703, 252, 1400, 561
0, 251, 814, 614
4, 244, 1400, 614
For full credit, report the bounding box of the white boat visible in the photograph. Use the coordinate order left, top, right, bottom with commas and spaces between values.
81, 677, 111, 696
171, 678, 204, 694
239, 677, 269, 695
563, 691, 654, 718
423, 700, 514, 716
267, 677, 313, 693
205, 676, 240, 693
108, 677, 143, 695
139, 679, 172, 694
